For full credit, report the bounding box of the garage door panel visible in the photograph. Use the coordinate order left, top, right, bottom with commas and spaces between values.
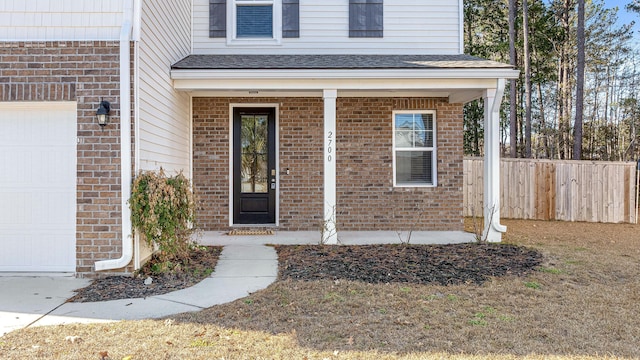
0, 190, 75, 227
0, 152, 33, 185
0, 235, 30, 267
2, 148, 74, 186
40, 149, 77, 185
32, 191, 76, 226
0, 102, 77, 273
31, 233, 75, 270
0, 233, 75, 272
0, 192, 32, 226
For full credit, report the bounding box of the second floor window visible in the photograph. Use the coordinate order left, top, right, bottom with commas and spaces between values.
209, 0, 299, 42
235, 0, 274, 39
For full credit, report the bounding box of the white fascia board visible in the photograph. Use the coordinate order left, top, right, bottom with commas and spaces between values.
171, 68, 520, 81
173, 77, 511, 92
187, 90, 453, 98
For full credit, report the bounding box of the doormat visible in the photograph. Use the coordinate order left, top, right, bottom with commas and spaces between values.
228, 229, 275, 236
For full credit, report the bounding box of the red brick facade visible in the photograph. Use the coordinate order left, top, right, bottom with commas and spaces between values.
193, 97, 325, 231
193, 97, 464, 232
0, 42, 466, 276
0, 41, 133, 276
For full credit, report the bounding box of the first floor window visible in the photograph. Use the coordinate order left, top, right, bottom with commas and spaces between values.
393, 111, 436, 187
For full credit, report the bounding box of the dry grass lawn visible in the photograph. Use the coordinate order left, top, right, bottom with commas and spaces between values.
1, 219, 639, 359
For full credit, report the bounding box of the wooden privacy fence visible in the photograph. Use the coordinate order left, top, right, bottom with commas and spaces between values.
463, 158, 639, 223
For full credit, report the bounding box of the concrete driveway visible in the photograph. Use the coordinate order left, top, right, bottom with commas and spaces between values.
0, 276, 91, 336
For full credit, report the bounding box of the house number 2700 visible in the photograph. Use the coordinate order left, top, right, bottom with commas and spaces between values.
327, 131, 333, 162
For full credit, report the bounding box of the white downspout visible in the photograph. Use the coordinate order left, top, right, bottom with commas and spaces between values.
482, 78, 507, 242
95, 0, 134, 271
458, 0, 464, 54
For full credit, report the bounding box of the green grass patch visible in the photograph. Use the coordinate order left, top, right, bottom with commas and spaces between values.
539, 267, 563, 274
525, 281, 542, 289
447, 294, 459, 301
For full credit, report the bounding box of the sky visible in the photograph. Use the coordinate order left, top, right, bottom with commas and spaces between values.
600, 0, 639, 46
605, 0, 638, 28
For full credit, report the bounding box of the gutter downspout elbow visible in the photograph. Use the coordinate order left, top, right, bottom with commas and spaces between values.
95, 1, 134, 271
482, 78, 507, 243
491, 79, 507, 234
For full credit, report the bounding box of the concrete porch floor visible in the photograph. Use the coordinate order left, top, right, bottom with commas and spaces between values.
196, 230, 476, 246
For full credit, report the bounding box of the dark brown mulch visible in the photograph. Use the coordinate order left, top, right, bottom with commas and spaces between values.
69, 243, 541, 303
276, 243, 543, 285
68, 246, 222, 303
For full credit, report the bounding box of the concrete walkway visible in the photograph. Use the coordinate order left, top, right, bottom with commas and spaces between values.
0, 230, 474, 337
1, 244, 278, 336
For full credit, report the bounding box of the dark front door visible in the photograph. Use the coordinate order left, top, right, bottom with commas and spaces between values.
233, 107, 276, 224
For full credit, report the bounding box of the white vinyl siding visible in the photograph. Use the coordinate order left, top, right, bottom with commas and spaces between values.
137, 0, 192, 176
0, 0, 123, 41
193, 0, 461, 54
0, 102, 77, 272
393, 111, 437, 187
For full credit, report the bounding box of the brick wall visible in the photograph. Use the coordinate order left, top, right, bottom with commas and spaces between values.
0, 41, 133, 276
337, 98, 464, 231
192, 97, 324, 231
192, 97, 464, 232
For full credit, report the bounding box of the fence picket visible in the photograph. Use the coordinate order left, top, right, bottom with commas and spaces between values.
463, 158, 638, 223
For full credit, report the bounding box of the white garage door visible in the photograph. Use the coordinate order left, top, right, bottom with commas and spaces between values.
0, 102, 77, 272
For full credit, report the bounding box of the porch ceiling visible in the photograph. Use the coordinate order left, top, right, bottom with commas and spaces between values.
170, 54, 519, 103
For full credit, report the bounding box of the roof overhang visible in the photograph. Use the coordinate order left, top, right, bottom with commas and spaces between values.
170, 55, 519, 103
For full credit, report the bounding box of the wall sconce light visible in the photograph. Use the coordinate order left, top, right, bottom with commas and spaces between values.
96, 100, 111, 128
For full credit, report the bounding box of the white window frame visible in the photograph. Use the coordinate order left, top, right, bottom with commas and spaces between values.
227, 0, 282, 46
392, 110, 437, 188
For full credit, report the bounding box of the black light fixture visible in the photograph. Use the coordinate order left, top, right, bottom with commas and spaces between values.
96, 100, 111, 128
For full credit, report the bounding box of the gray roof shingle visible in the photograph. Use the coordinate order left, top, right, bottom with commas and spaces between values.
171, 54, 513, 70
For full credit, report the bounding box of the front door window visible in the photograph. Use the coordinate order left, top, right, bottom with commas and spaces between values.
241, 114, 269, 193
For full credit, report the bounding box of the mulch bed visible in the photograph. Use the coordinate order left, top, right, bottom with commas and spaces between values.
69, 243, 542, 303
68, 246, 222, 303
276, 243, 543, 285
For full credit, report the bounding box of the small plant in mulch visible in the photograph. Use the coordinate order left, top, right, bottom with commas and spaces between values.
129, 169, 197, 266
68, 246, 221, 303
135, 245, 218, 278
67, 170, 224, 303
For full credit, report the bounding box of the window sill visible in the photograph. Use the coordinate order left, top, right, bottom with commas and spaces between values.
227, 38, 282, 47
393, 183, 438, 188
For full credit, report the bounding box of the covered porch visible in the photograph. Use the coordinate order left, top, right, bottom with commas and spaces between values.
171, 54, 519, 243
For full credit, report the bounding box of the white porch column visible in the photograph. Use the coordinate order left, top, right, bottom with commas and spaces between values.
323, 89, 338, 244
482, 79, 507, 242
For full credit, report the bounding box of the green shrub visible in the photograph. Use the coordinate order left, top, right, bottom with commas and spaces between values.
129, 169, 196, 263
